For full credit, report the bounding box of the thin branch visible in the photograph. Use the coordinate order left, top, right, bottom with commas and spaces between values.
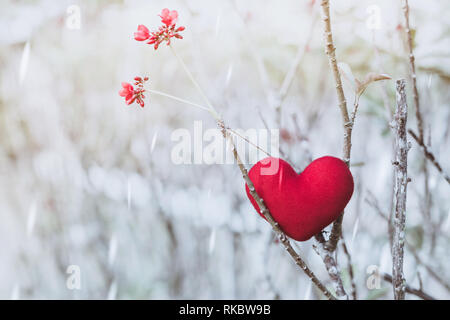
320, 0, 351, 164
314, 233, 348, 299
365, 191, 394, 249
169, 45, 221, 121
402, 1, 433, 246
382, 273, 436, 300
341, 236, 357, 300
391, 79, 409, 300
148, 89, 274, 157
402, 0, 424, 140
408, 129, 450, 185
227, 127, 272, 157
406, 242, 450, 293
147, 89, 212, 112
320, 0, 352, 253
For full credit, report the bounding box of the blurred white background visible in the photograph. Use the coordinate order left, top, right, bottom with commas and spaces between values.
0, 0, 449, 299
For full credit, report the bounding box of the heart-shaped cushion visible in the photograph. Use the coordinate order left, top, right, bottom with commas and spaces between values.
245, 156, 354, 241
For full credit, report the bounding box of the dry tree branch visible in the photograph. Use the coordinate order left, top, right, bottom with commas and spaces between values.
365, 191, 394, 249
408, 129, 450, 185
320, 0, 351, 165
382, 273, 436, 300
406, 242, 450, 293
402, 0, 424, 140
314, 232, 347, 299
341, 237, 357, 300
371, 35, 398, 231
391, 79, 410, 300
319, 0, 351, 254
313, 0, 360, 299
402, 0, 433, 242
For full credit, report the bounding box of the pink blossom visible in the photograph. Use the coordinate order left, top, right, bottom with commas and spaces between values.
119, 77, 149, 107
134, 25, 150, 41
119, 82, 135, 105
159, 8, 178, 26
133, 9, 185, 50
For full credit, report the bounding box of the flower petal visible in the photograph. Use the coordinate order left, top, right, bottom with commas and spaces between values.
121, 82, 133, 91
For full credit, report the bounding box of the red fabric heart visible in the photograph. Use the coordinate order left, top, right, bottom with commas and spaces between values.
245, 156, 354, 241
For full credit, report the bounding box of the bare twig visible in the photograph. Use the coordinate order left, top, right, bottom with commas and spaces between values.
219, 122, 335, 300
371, 33, 397, 230
314, 233, 348, 299
406, 242, 450, 293
320, 0, 351, 165
382, 273, 435, 300
402, 0, 433, 249
341, 237, 357, 299
391, 79, 409, 300
320, 0, 352, 254
402, 0, 424, 140
408, 129, 450, 185
365, 191, 394, 249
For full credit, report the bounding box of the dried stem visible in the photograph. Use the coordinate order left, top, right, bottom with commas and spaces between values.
320, 0, 351, 164
341, 237, 357, 299
382, 273, 435, 300
314, 233, 347, 299
391, 79, 409, 300
147, 88, 212, 112
402, 0, 424, 140
408, 129, 450, 185
320, 0, 352, 254
365, 191, 394, 249
402, 0, 432, 244
406, 242, 450, 293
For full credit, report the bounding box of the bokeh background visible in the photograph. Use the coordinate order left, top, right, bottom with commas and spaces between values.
0, 0, 449, 299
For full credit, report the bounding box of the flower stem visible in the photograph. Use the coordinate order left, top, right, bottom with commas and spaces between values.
147, 89, 211, 112
169, 44, 221, 121
148, 89, 272, 156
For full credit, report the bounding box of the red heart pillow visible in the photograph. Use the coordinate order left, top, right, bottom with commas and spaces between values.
245, 156, 354, 241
